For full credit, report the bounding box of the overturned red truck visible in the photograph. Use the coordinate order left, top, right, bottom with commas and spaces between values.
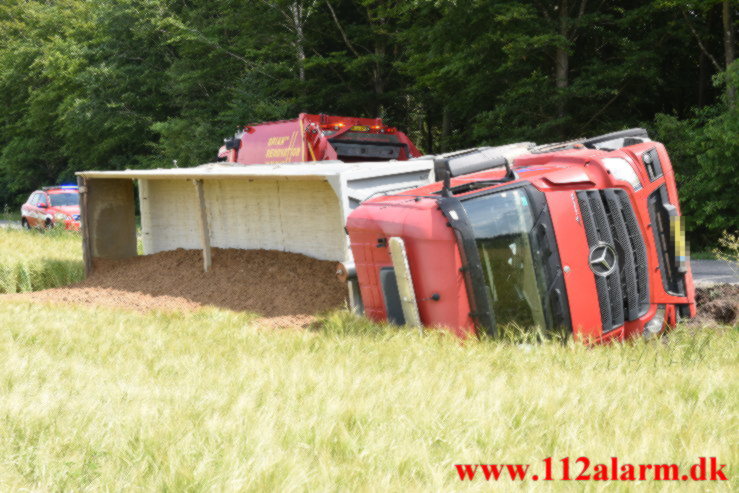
345, 129, 695, 342
76, 118, 694, 344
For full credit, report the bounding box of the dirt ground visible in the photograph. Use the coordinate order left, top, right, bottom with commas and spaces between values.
3, 248, 347, 327
690, 284, 739, 326
2, 248, 737, 328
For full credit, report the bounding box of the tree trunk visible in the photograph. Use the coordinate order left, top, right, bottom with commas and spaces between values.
373, 42, 385, 115
440, 106, 450, 153
291, 2, 306, 82
370, 9, 387, 116
555, 0, 570, 120
424, 110, 433, 154
722, 0, 735, 105
698, 51, 707, 107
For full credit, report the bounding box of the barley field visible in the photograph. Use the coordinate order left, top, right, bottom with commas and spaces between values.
0, 228, 736, 491
0, 229, 83, 293
0, 301, 736, 491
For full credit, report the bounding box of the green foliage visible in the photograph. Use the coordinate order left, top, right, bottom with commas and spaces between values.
713, 230, 739, 267
652, 61, 739, 246
0, 0, 736, 245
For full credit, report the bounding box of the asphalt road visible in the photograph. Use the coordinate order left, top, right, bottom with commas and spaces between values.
691, 259, 739, 285
1, 220, 737, 284
0, 219, 20, 230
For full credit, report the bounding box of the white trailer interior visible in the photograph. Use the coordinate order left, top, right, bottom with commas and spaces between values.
75, 160, 435, 275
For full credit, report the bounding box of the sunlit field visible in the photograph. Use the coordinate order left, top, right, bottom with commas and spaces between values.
0, 225, 736, 490
0, 301, 736, 491
0, 229, 83, 293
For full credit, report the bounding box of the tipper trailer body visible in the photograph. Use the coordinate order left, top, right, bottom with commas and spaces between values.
74, 160, 435, 289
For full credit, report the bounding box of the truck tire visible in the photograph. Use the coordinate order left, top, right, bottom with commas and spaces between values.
21, 218, 30, 229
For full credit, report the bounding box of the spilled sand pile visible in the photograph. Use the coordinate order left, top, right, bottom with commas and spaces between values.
4, 248, 737, 328
4, 248, 347, 327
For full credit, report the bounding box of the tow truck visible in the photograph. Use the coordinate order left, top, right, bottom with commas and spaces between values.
218, 113, 421, 164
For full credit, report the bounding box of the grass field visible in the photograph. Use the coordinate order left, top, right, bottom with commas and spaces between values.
0, 212, 20, 222
0, 229, 83, 293
0, 302, 736, 491
0, 226, 737, 490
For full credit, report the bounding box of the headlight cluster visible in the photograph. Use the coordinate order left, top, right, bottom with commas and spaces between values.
54, 213, 71, 221
643, 304, 665, 338
601, 157, 642, 190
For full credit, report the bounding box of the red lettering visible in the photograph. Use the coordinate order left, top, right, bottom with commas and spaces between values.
480, 464, 504, 480
576, 457, 591, 480
506, 464, 529, 480
654, 464, 678, 480
593, 464, 608, 481
456, 457, 727, 482
710, 457, 728, 481
620, 464, 636, 481
691, 457, 707, 480
542, 457, 554, 480
561, 457, 571, 480
455, 464, 477, 480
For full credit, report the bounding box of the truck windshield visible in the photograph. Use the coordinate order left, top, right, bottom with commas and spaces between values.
462, 189, 550, 333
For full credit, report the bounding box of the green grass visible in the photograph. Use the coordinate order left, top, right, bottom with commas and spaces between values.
691, 250, 719, 260
0, 228, 84, 293
0, 211, 21, 222
0, 302, 735, 491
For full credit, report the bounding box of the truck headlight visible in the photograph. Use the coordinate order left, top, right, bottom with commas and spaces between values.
54, 213, 70, 221
601, 158, 642, 190
643, 304, 665, 338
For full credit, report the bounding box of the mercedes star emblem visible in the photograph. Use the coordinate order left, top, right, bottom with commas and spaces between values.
588, 243, 617, 277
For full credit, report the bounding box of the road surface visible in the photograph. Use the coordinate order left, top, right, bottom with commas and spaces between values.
0, 219, 20, 230
691, 259, 738, 285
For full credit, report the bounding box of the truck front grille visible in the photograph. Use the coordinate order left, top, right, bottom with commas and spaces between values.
577, 189, 649, 332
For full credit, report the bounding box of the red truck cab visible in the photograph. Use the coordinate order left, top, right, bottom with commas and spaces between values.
346, 129, 695, 342
218, 113, 422, 164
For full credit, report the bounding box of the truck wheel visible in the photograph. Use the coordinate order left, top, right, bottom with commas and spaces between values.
44, 219, 53, 229
21, 218, 30, 229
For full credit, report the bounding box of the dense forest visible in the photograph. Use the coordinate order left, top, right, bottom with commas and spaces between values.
0, 0, 736, 246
